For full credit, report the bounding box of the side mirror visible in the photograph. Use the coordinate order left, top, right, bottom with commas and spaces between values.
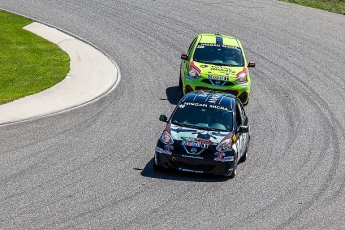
159, 114, 168, 122
181, 54, 188, 60
239, 125, 249, 133
247, 62, 255, 67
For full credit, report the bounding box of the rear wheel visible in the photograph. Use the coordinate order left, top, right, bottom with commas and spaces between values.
240, 151, 247, 163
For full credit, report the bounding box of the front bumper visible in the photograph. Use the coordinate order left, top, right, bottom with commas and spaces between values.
183, 79, 250, 104
155, 148, 235, 177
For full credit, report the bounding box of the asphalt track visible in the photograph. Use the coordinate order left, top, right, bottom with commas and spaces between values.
1, 1, 345, 229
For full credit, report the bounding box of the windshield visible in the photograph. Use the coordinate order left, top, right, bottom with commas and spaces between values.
193, 43, 244, 66
171, 104, 233, 132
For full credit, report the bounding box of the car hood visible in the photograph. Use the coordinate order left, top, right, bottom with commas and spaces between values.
169, 124, 232, 145
192, 61, 244, 78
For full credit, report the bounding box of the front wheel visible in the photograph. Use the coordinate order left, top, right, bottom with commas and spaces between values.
240, 146, 248, 163
242, 98, 249, 106
228, 153, 239, 179
229, 164, 237, 179
240, 137, 250, 163
152, 155, 163, 171
179, 91, 184, 99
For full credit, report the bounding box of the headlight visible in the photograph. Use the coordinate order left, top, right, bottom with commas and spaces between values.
236, 67, 248, 83
159, 130, 174, 144
187, 67, 200, 79
216, 139, 232, 152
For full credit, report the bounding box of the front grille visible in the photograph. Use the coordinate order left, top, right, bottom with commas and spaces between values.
174, 145, 215, 155
201, 79, 234, 86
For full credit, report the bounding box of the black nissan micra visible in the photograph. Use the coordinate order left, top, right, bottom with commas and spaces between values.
154, 90, 250, 178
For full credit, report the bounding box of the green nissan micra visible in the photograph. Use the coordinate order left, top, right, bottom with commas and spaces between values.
179, 33, 255, 105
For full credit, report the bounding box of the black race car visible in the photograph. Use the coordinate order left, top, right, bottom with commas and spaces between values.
153, 90, 250, 178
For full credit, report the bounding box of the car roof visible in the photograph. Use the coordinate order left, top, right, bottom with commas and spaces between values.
180, 90, 238, 110
197, 33, 241, 47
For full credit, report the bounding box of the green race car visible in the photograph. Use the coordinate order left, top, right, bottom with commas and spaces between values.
179, 33, 255, 105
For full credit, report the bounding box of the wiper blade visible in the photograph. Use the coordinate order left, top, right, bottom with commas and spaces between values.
185, 125, 201, 129
172, 121, 198, 129
205, 127, 225, 131
207, 62, 230, 67
195, 61, 214, 65
186, 125, 219, 131
172, 121, 185, 126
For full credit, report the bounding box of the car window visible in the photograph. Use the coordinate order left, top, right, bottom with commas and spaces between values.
193, 43, 244, 66
187, 38, 197, 55
236, 101, 243, 127
171, 104, 233, 131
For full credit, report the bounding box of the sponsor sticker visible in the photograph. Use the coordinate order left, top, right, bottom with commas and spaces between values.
181, 141, 209, 149
156, 147, 172, 155
214, 152, 225, 161
178, 168, 204, 173
164, 144, 174, 151
210, 66, 236, 75
214, 152, 234, 162
182, 155, 203, 159
208, 75, 229, 81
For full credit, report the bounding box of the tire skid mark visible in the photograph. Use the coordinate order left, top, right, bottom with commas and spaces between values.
236, 50, 343, 229
273, 70, 343, 230
275, 54, 342, 228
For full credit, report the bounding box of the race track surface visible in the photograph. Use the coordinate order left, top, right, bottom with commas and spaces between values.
1, 1, 345, 229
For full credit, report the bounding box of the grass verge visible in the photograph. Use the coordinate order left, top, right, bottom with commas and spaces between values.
279, 0, 345, 15
0, 9, 70, 105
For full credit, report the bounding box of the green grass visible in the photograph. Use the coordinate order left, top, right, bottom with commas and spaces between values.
0, 10, 70, 105
280, 0, 345, 15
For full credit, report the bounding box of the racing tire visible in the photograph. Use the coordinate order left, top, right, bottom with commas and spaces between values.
243, 98, 249, 106
179, 74, 182, 88
240, 144, 249, 163
240, 137, 250, 163
153, 155, 163, 171
240, 151, 247, 163
228, 153, 239, 178
229, 165, 237, 179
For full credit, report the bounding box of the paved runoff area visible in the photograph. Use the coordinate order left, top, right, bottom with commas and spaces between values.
0, 22, 118, 125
